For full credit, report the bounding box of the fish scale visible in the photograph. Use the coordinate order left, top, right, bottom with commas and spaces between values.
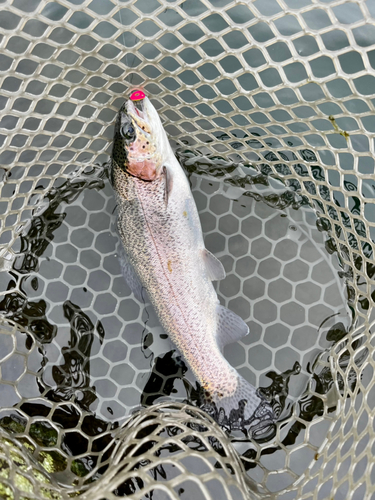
113, 164, 220, 381
111, 96, 276, 434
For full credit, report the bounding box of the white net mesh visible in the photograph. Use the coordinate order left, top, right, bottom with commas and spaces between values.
0, 0, 375, 499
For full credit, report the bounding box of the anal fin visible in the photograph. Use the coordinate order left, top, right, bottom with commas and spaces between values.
202, 249, 226, 281
216, 304, 249, 350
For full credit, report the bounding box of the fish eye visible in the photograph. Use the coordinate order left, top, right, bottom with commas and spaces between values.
121, 123, 135, 139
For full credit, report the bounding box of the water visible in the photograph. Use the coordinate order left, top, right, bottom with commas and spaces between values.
0, 151, 353, 492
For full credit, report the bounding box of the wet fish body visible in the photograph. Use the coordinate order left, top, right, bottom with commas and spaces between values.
111, 96, 275, 431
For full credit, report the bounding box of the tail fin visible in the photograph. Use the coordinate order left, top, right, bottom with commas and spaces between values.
203, 375, 276, 439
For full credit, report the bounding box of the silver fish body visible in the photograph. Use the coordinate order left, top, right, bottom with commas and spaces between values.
111, 96, 276, 432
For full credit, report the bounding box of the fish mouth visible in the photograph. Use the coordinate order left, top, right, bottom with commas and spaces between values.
127, 98, 146, 120
126, 99, 152, 136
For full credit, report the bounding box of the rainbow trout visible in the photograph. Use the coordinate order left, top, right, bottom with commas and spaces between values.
110, 94, 275, 433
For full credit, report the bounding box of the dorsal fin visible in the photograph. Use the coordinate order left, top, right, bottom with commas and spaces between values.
216, 304, 249, 351
202, 249, 226, 281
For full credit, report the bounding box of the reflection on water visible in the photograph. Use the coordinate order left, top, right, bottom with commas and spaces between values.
141, 349, 188, 407
44, 300, 98, 409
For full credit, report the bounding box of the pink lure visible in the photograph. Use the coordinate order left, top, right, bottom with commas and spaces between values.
130, 89, 146, 101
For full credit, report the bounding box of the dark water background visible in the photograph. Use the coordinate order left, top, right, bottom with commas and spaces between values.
0, 150, 361, 492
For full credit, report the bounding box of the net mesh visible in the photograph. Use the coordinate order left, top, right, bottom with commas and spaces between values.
0, 0, 374, 499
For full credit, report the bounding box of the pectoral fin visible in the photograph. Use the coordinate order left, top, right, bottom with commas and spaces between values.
202, 249, 226, 281
117, 244, 147, 302
163, 165, 173, 206
216, 305, 249, 351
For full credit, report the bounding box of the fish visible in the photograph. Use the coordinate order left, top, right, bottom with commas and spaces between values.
110, 93, 276, 435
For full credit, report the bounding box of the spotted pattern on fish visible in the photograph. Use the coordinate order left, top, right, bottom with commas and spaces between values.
111, 97, 276, 431
113, 163, 239, 398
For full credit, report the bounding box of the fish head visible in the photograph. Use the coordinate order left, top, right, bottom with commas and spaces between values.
112, 96, 170, 181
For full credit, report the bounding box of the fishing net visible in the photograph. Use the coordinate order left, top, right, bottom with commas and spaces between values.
0, 0, 374, 498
